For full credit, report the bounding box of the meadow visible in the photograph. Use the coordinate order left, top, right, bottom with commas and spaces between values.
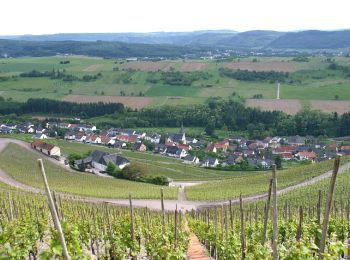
1, 56, 350, 113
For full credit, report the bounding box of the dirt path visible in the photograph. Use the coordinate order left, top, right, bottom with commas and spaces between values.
185, 220, 208, 260
1, 138, 350, 211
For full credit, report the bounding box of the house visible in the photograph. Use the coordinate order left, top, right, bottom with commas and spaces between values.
74, 124, 96, 132
64, 131, 76, 140
75, 150, 130, 171
287, 135, 306, 146
281, 153, 293, 160
58, 123, 70, 129
183, 155, 199, 164
116, 134, 138, 143
31, 140, 61, 157
87, 135, 101, 144
114, 141, 127, 149
296, 151, 317, 161
119, 129, 136, 136
36, 127, 46, 134
222, 154, 240, 166
272, 146, 296, 155
32, 133, 48, 139
177, 144, 192, 151
100, 135, 111, 145
166, 146, 187, 158
202, 156, 219, 168
134, 131, 146, 138
133, 143, 147, 152
186, 137, 198, 144
340, 146, 350, 152
144, 133, 161, 144
154, 144, 167, 154
0, 126, 13, 134
75, 133, 86, 142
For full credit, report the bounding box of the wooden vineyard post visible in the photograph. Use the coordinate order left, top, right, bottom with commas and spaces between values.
271, 164, 278, 260
129, 194, 135, 259
239, 194, 246, 259
317, 189, 322, 225
262, 178, 273, 245
296, 206, 303, 241
38, 159, 70, 260
229, 199, 234, 232
160, 188, 165, 235
174, 204, 178, 248
318, 156, 340, 260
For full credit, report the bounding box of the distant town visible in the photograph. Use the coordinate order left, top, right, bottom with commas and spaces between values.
1, 119, 350, 174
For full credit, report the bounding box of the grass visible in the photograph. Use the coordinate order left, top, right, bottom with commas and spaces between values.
185, 157, 350, 201
0, 143, 178, 199
1, 56, 350, 110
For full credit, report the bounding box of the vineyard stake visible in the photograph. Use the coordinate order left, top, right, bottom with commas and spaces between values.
296, 206, 303, 241
129, 194, 135, 259
318, 156, 340, 259
37, 159, 70, 260
262, 178, 273, 245
239, 194, 246, 259
317, 189, 322, 225
160, 188, 165, 234
271, 164, 278, 260
174, 204, 178, 248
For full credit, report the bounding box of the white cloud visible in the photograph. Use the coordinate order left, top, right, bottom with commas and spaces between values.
1, 0, 349, 35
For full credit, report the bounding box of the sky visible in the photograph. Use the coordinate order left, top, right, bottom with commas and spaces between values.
1, 0, 349, 35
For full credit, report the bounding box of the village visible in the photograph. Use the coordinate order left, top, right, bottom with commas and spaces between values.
2, 119, 350, 174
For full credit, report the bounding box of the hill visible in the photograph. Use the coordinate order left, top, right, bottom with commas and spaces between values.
0, 39, 210, 58
218, 30, 284, 48
268, 30, 350, 49
0, 30, 238, 45
3, 30, 350, 50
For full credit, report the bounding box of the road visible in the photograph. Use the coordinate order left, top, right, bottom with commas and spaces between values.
1, 138, 350, 211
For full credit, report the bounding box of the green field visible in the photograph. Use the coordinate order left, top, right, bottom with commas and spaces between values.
1, 56, 350, 111
0, 143, 178, 199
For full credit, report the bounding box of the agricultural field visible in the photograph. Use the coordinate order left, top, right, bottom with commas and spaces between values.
246, 99, 302, 115
63, 95, 154, 109
0, 143, 178, 199
0, 190, 189, 259
1, 56, 350, 113
185, 157, 350, 201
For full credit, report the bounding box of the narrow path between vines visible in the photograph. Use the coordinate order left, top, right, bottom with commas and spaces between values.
185, 219, 208, 260
1, 138, 350, 211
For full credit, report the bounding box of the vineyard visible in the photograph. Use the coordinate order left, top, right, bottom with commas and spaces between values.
188, 161, 350, 259
0, 189, 189, 259
0, 140, 350, 258
0, 143, 178, 199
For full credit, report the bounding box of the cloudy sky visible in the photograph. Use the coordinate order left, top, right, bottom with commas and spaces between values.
1, 0, 349, 35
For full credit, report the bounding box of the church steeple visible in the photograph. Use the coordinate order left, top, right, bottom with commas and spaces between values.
179, 122, 185, 135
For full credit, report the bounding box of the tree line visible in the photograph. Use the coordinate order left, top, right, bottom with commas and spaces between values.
219, 67, 289, 82
96, 98, 350, 138
0, 98, 125, 118
1, 97, 350, 138
20, 69, 102, 82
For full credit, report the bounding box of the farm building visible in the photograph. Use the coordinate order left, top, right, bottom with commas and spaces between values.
31, 140, 61, 157
133, 143, 147, 152
75, 150, 130, 172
